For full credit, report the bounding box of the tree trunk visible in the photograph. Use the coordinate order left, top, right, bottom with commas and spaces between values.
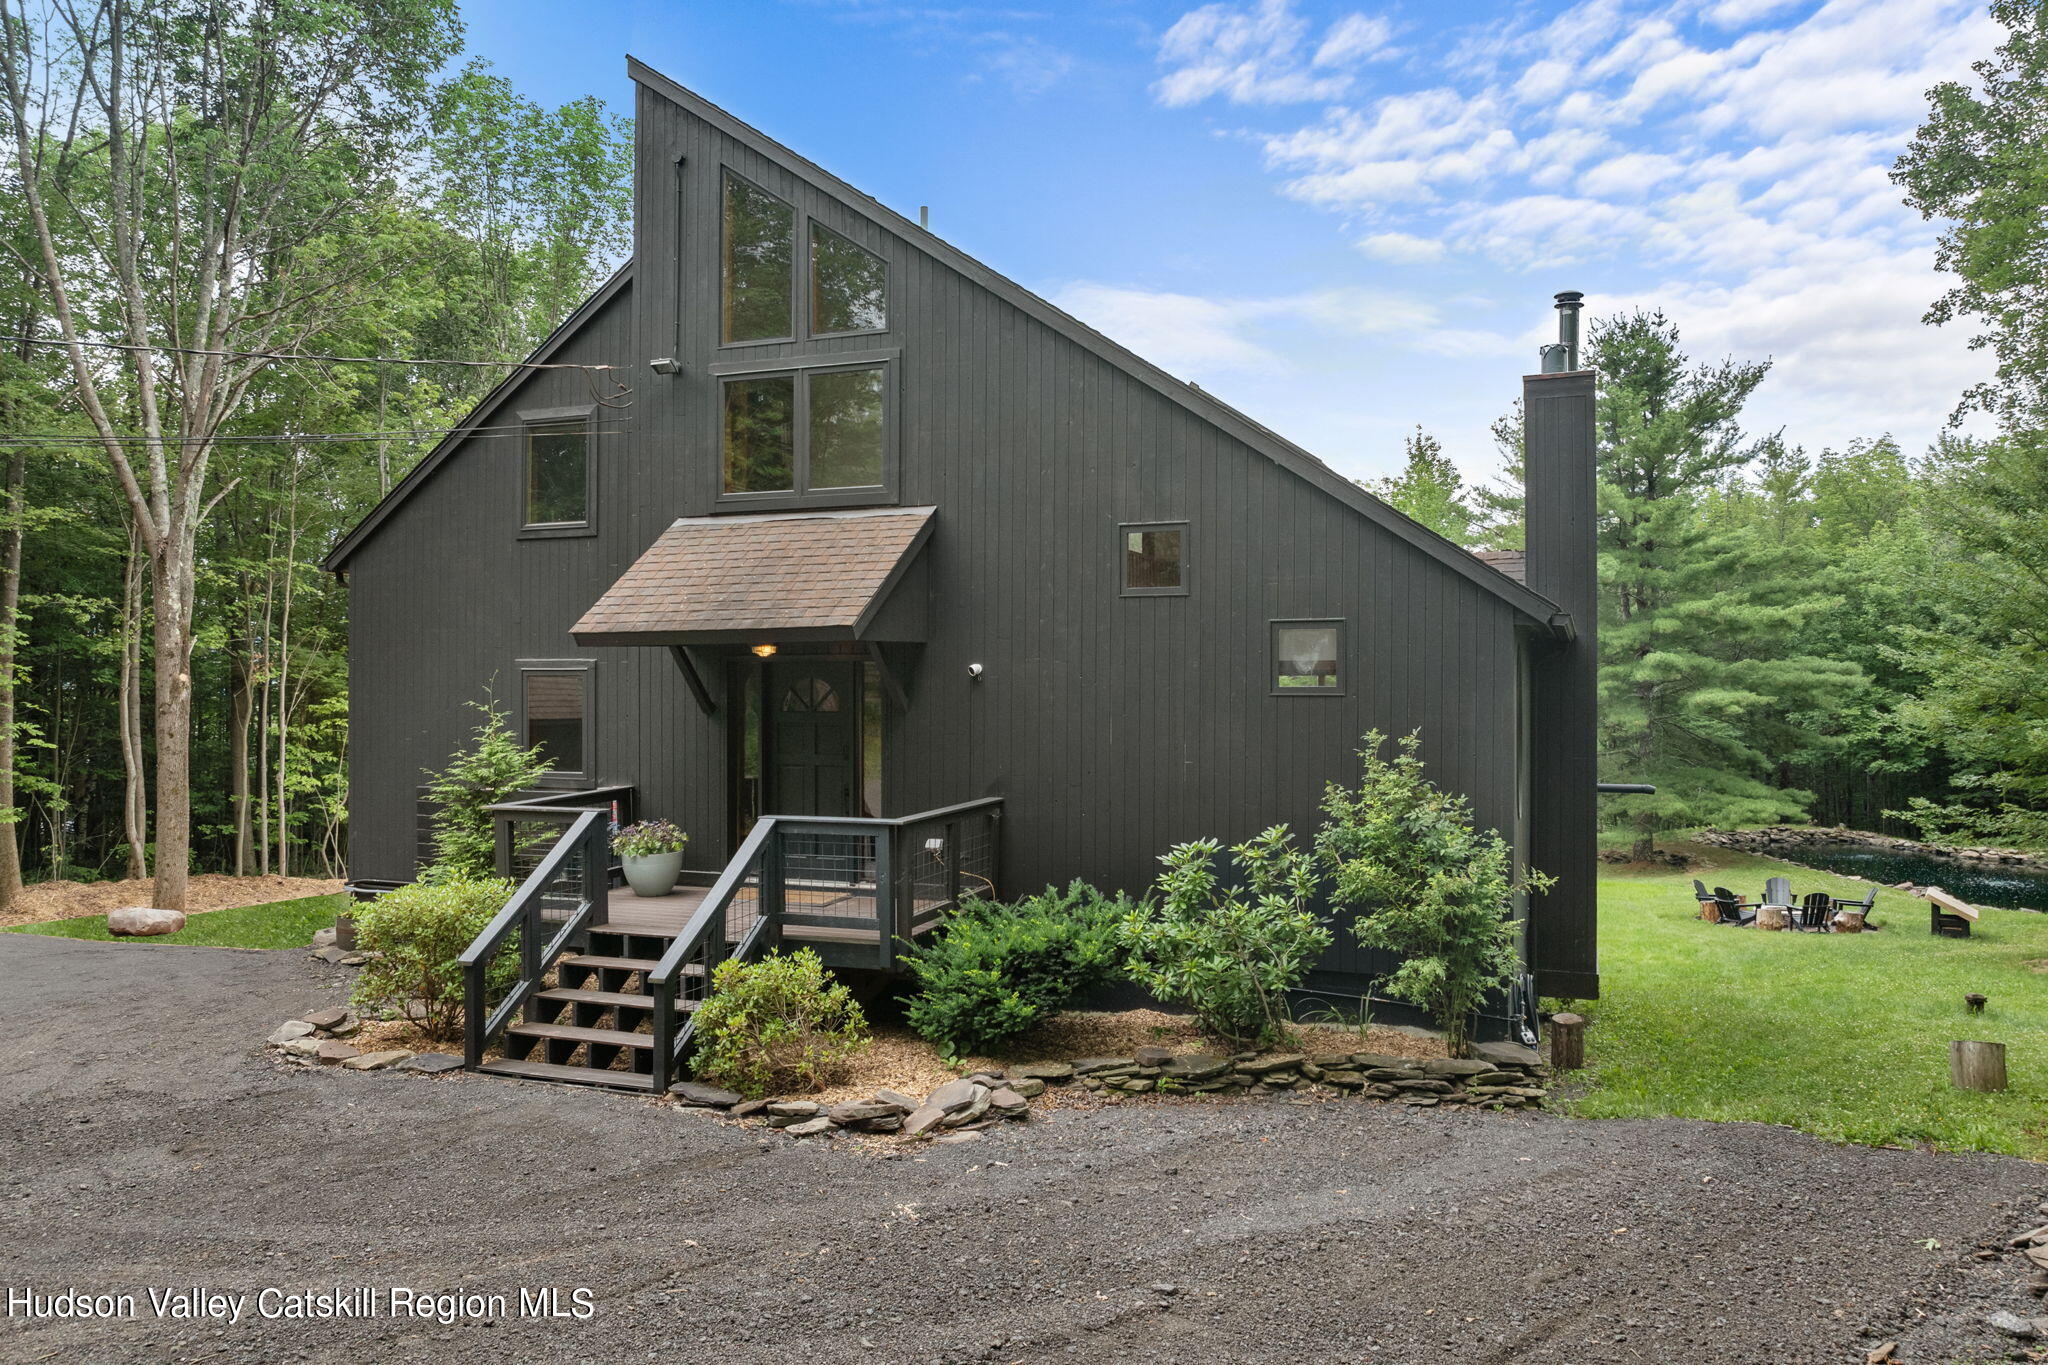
275, 478, 299, 879
118, 526, 148, 881
228, 603, 253, 877
0, 444, 25, 911
149, 533, 193, 912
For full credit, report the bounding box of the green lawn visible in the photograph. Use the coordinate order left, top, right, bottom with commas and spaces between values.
1570, 847, 2048, 1158
6, 892, 346, 950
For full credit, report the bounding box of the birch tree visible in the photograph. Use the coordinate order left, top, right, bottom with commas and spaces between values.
0, 0, 457, 907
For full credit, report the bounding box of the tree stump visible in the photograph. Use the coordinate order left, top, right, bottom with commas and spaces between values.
1698, 900, 1721, 923
1949, 1039, 2008, 1092
1756, 904, 1791, 931
1834, 910, 1866, 934
1549, 1013, 1586, 1071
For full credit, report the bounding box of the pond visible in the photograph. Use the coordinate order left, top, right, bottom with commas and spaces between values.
1776, 842, 2048, 912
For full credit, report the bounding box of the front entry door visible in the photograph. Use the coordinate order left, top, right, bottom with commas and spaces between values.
765, 661, 860, 817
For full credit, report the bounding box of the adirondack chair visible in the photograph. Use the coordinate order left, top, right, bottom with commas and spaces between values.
1798, 891, 1835, 931
1763, 876, 1792, 909
1831, 887, 1876, 932
1711, 886, 1757, 926
1693, 878, 1719, 921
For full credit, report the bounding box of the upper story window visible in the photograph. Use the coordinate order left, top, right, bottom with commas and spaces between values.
519, 406, 595, 537
1121, 522, 1188, 596
723, 172, 795, 344
1272, 620, 1343, 694
810, 222, 886, 336
721, 359, 889, 502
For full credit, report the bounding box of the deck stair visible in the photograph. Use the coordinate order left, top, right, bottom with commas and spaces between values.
456, 794, 1002, 1092
474, 927, 702, 1090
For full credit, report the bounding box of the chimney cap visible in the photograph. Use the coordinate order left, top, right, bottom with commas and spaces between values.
1554, 290, 1585, 308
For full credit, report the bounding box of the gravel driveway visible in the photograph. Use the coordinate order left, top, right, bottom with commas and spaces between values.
2, 933, 2043, 1365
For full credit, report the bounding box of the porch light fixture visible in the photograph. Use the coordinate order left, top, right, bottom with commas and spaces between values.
751, 643, 777, 658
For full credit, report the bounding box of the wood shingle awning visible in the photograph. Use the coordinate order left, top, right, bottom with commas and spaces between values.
572, 506, 936, 646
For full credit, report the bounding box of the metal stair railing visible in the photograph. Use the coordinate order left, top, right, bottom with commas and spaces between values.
645, 797, 1003, 1091
458, 808, 611, 1071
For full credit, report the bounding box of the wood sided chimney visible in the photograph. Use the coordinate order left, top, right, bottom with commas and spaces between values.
1523, 290, 1599, 999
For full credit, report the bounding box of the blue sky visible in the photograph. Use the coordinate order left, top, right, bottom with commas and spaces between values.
460, 0, 1996, 485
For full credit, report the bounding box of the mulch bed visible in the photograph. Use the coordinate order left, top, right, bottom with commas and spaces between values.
0, 873, 344, 930
804, 1009, 1446, 1106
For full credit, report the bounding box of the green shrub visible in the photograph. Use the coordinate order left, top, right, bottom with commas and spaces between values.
1316, 730, 1552, 1058
1119, 825, 1330, 1049
690, 949, 869, 1098
421, 698, 551, 881
350, 876, 516, 1042
903, 881, 1131, 1057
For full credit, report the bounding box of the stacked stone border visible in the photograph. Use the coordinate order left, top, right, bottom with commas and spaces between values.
1699, 826, 2048, 875
667, 1040, 1553, 1142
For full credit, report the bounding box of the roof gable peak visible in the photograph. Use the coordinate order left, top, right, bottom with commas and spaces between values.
627, 56, 1563, 627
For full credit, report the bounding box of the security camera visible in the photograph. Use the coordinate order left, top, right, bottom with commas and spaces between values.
967, 663, 984, 678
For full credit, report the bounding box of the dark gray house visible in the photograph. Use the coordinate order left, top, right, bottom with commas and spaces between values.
324, 58, 1599, 1088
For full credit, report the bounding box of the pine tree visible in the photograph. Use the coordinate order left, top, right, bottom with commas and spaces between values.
1590, 312, 1862, 857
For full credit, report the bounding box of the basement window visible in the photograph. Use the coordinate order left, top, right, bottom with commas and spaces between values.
1272, 620, 1342, 694
519, 661, 594, 783
1121, 523, 1187, 596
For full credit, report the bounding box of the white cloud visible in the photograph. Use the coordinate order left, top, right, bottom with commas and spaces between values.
1049, 282, 1440, 380
1357, 230, 1447, 264
1154, 0, 1397, 107
1314, 13, 1395, 67
975, 33, 1074, 95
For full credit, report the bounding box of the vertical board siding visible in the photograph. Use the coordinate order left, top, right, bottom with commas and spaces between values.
344, 84, 1532, 998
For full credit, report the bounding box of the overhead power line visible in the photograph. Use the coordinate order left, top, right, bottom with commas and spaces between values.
0, 332, 618, 372
0, 419, 630, 447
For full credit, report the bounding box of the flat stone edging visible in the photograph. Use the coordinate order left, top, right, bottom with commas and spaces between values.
672, 1040, 1554, 1142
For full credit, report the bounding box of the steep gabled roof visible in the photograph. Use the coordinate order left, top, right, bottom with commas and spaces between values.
625, 58, 1566, 631
321, 263, 634, 572
327, 61, 1567, 632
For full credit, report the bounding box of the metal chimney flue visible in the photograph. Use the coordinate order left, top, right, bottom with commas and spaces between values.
1540, 290, 1585, 372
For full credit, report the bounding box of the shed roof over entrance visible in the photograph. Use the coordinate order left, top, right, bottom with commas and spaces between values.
572, 506, 936, 646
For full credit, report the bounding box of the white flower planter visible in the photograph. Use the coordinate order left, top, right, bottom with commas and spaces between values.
621, 850, 684, 898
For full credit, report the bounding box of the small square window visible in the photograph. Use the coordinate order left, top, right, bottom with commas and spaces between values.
1121, 523, 1187, 596
524, 420, 589, 528
520, 663, 593, 780
1272, 620, 1342, 694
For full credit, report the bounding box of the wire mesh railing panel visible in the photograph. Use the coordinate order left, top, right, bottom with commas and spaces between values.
719, 849, 766, 949
779, 829, 881, 930
502, 816, 571, 886
954, 812, 997, 903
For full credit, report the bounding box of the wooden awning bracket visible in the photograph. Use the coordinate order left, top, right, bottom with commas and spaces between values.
864, 641, 911, 712
668, 645, 717, 716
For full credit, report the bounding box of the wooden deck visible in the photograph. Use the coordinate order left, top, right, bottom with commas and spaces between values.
599, 882, 924, 945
